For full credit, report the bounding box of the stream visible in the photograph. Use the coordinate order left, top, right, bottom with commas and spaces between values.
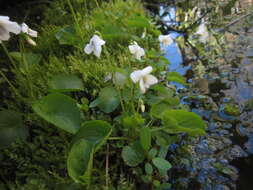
158, 4, 253, 190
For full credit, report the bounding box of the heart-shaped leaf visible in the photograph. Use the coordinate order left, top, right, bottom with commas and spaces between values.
49, 74, 84, 92
162, 110, 206, 136
32, 93, 81, 134
122, 141, 145, 167
67, 139, 94, 184
152, 157, 172, 171
90, 86, 120, 113
72, 120, 112, 151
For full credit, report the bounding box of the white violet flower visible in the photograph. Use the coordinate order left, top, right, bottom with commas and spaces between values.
195, 23, 209, 43
21, 23, 38, 38
159, 34, 173, 46
0, 16, 21, 43
130, 66, 158, 94
128, 41, 145, 60
84, 34, 106, 58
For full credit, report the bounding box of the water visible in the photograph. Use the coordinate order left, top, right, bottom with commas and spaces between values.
158, 4, 253, 190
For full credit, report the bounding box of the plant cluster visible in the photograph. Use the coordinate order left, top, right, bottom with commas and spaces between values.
0, 0, 208, 189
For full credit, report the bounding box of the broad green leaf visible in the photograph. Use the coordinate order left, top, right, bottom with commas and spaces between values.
92, 86, 120, 113
67, 139, 94, 184
126, 16, 150, 28
101, 25, 129, 42
162, 110, 206, 136
49, 74, 84, 92
72, 120, 112, 151
150, 98, 180, 118
152, 157, 172, 171
148, 148, 158, 159
167, 72, 187, 86
122, 114, 145, 129
32, 93, 81, 134
145, 163, 153, 175
10, 52, 42, 65
140, 127, 151, 151
56, 26, 79, 46
122, 141, 145, 167
0, 110, 28, 149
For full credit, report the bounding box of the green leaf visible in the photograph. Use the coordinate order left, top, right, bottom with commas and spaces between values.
49, 74, 84, 92
152, 157, 172, 171
56, 26, 79, 46
10, 52, 42, 65
140, 127, 151, 151
150, 98, 180, 118
126, 16, 150, 28
67, 139, 94, 184
145, 163, 153, 175
32, 93, 81, 134
0, 110, 28, 149
162, 110, 206, 136
122, 141, 145, 167
101, 25, 129, 42
148, 148, 158, 159
167, 72, 187, 86
72, 120, 112, 151
92, 86, 120, 113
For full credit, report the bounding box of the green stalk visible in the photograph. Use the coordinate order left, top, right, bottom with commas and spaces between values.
66, 0, 83, 41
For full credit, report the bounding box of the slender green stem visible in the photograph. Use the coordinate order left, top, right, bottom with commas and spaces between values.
108, 137, 128, 140
94, 0, 100, 8
150, 127, 164, 132
0, 70, 21, 98
1, 43, 18, 70
66, 0, 83, 41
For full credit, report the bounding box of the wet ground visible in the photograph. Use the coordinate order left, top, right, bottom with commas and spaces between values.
159, 7, 253, 190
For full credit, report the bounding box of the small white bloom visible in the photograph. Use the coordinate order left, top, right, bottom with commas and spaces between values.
159, 34, 173, 46
195, 23, 209, 43
0, 16, 21, 43
130, 66, 158, 94
128, 41, 145, 60
84, 34, 105, 58
21, 23, 38, 38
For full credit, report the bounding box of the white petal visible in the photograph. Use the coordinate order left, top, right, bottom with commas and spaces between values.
139, 78, 146, 94
92, 35, 105, 46
21, 23, 29, 33
141, 66, 153, 75
0, 16, 10, 21
28, 28, 38, 38
84, 44, 93, 54
144, 74, 158, 86
130, 70, 143, 83
94, 45, 102, 58
129, 44, 138, 54
2, 20, 21, 34
0, 30, 10, 41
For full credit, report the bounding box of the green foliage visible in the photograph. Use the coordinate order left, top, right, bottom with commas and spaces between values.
49, 74, 84, 92
72, 120, 112, 150
162, 110, 206, 136
122, 141, 146, 167
0, 0, 209, 189
90, 86, 120, 113
167, 71, 187, 86
67, 139, 94, 184
32, 93, 81, 134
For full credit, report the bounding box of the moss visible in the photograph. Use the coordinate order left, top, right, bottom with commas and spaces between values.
224, 104, 240, 116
